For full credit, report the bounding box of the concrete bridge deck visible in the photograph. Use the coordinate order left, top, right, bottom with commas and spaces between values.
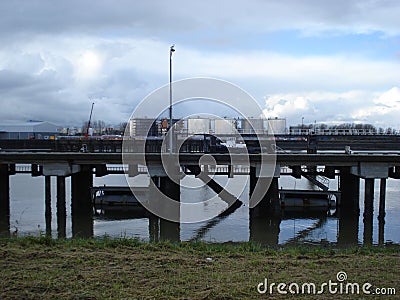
1, 151, 400, 166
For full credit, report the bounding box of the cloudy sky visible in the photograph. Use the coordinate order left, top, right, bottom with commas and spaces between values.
0, 0, 400, 128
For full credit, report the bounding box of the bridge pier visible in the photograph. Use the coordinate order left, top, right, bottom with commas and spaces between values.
149, 215, 160, 243
148, 177, 161, 242
363, 178, 374, 245
45, 176, 52, 236
337, 209, 359, 246
271, 178, 280, 212
378, 178, 386, 220
249, 166, 279, 245
339, 167, 360, 212
71, 166, 93, 238
71, 166, 93, 214
249, 166, 280, 217
0, 164, 10, 237
378, 216, 385, 245
378, 178, 386, 245
56, 176, 67, 238
158, 176, 180, 242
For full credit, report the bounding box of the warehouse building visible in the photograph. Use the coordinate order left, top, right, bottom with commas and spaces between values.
0, 121, 61, 139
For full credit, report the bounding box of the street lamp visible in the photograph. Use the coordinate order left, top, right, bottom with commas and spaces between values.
169, 45, 175, 153
301, 116, 304, 134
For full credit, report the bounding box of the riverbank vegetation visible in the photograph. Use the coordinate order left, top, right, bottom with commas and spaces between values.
0, 237, 399, 299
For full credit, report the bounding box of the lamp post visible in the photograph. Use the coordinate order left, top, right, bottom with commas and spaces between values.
301, 116, 304, 134
169, 45, 175, 153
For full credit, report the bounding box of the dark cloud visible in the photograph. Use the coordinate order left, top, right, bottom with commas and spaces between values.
1, 0, 400, 39
0, 1, 400, 127
0, 0, 198, 39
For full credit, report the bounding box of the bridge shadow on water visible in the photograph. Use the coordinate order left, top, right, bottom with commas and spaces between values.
0, 176, 393, 246
14, 200, 382, 247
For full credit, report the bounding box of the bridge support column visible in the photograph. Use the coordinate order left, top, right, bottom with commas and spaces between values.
56, 176, 66, 239
71, 166, 93, 238
378, 178, 386, 245
249, 166, 257, 197
45, 176, 52, 236
249, 168, 281, 245
363, 178, 374, 245
0, 164, 10, 238
378, 215, 385, 246
339, 168, 360, 212
148, 176, 161, 242
249, 167, 280, 217
149, 215, 160, 243
159, 176, 180, 242
378, 178, 386, 220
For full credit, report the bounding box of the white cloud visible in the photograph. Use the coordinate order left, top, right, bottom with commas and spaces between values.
1, 33, 400, 126
176, 51, 400, 93
351, 87, 400, 127
263, 88, 400, 128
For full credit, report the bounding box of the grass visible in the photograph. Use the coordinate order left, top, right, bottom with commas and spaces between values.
0, 236, 399, 299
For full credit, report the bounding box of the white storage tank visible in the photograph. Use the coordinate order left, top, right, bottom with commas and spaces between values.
267, 118, 286, 134
187, 118, 210, 134
214, 119, 236, 134
241, 118, 265, 134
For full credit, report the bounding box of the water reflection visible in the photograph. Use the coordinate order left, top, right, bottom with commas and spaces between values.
336, 209, 360, 246
3, 174, 399, 246
249, 213, 280, 246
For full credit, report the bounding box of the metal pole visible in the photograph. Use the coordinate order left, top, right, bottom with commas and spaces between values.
169, 45, 175, 153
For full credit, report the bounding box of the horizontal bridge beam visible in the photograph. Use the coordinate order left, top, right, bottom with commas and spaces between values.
1, 152, 400, 167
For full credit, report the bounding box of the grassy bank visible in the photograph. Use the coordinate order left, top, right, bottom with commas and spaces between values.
0, 237, 399, 299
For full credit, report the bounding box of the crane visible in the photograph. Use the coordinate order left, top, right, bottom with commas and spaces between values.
85, 102, 95, 137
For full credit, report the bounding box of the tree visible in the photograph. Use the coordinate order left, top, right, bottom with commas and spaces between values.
118, 122, 128, 134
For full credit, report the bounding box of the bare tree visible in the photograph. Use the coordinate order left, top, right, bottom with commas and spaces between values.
118, 122, 128, 134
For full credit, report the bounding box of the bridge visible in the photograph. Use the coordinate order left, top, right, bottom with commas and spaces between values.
1, 134, 400, 152
1, 135, 400, 242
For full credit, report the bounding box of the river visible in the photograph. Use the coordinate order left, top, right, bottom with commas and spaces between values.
3, 172, 399, 246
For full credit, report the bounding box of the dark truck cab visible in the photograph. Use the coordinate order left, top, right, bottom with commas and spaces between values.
179, 134, 228, 153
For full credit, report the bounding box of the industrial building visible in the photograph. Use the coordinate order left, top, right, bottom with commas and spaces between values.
129, 117, 287, 137
129, 118, 159, 137
0, 121, 61, 139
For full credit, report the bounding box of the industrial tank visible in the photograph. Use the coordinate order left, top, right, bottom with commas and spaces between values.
240, 118, 265, 134
187, 118, 210, 134
267, 118, 286, 134
214, 119, 236, 134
